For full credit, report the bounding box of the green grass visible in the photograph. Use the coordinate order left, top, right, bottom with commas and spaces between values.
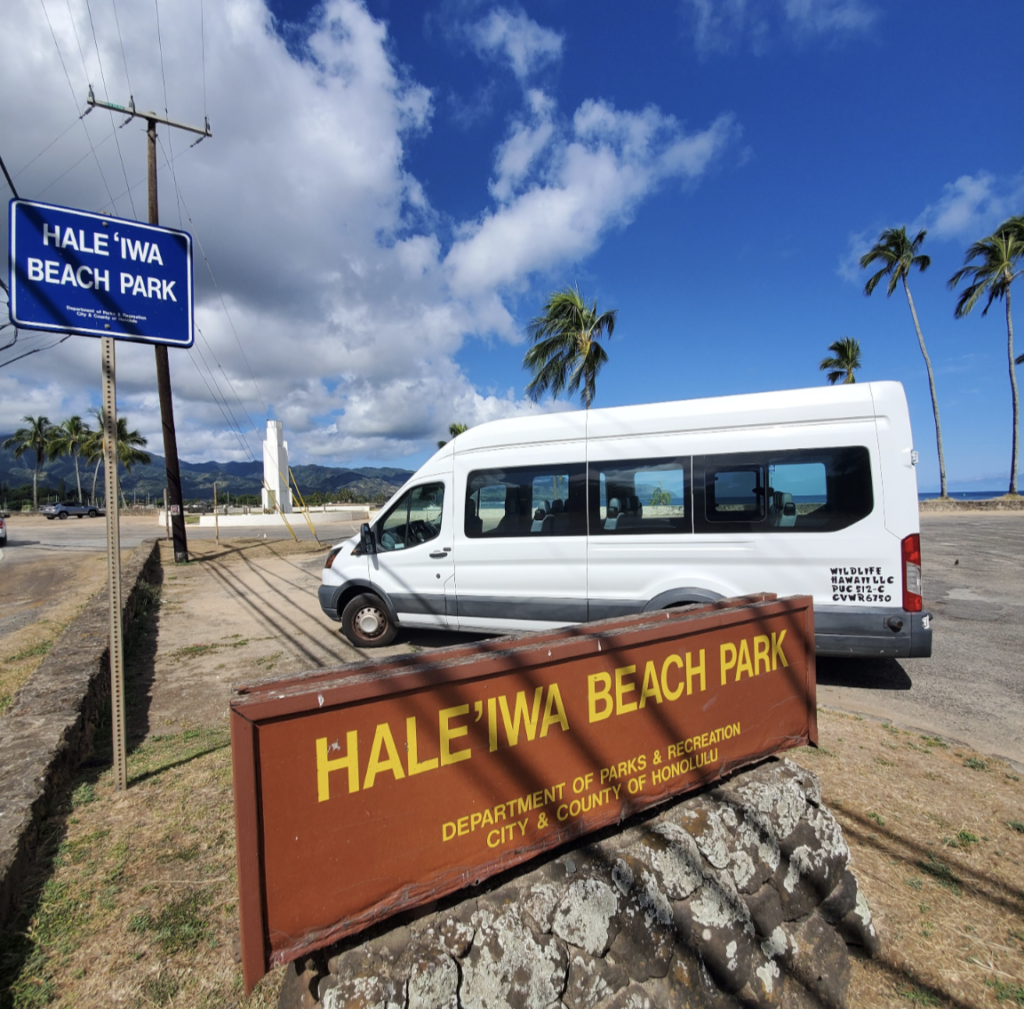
919, 735, 948, 748
867, 811, 885, 827
128, 889, 212, 954
0, 694, 10, 717
916, 853, 963, 896
127, 727, 230, 784
905, 877, 923, 891
1007, 820, 1024, 834
899, 986, 940, 1005
943, 830, 980, 849
964, 757, 988, 771
4, 640, 53, 663
987, 979, 1024, 1005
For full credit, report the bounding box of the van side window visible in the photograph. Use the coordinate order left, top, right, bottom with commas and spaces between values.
590, 458, 690, 534
465, 465, 586, 537
705, 466, 765, 522
697, 447, 873, 532
378, 483, 444, 551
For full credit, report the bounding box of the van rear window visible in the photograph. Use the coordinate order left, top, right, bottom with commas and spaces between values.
698, 447, 873, 533
465, 465, 586, 538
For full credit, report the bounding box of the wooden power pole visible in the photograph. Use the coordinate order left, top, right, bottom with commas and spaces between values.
88, 89, 211, 563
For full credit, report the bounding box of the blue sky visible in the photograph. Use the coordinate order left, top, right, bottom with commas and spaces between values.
2, 0, 1022, 491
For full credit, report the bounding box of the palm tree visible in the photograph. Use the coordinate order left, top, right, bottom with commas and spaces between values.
819, 337, 862, 385
3, 415, 53, 510
949, 217, 1024, 495
523, 285, 617, 409
48, 415, 92, 503
82, 410, 151, 506
437, 422, 468, 449
860, 228, 947, 497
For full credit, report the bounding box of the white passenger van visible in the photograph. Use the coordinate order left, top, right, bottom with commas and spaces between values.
319, 381, 932, 658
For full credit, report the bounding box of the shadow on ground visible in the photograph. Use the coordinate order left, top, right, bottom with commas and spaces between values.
816, 656, 913, 690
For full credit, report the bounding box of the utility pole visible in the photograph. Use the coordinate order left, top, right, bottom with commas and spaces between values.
88, 88, 211, 563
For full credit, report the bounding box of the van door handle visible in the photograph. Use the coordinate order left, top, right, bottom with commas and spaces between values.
430, 548, 451, 558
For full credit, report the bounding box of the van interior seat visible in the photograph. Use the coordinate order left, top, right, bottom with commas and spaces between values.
769, 491, 797, 527
604, 497, 621, 530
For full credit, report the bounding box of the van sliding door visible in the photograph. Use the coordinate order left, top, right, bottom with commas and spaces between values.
456, 445, 587, 631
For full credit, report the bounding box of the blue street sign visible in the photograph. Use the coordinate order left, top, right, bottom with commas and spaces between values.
7, 199, 194, 348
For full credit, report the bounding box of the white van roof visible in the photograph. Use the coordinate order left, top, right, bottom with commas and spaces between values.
448, 381, 902, 454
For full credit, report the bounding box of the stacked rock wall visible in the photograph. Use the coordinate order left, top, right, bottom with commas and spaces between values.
0, 539, 160, 928
280, 758, 878, 1009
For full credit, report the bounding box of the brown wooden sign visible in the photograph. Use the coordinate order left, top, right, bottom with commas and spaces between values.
230, 594, 816, 991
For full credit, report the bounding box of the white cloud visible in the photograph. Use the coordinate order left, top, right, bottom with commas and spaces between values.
447, 103, 738, 296
837, 228, 874, 283
0, 0, 734, 465
469, 7, 564, 80
685, 0, 876, 56
913, 171, 1024, 241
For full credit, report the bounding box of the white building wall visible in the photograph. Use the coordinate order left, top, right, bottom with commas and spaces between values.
261, 419, 292, 513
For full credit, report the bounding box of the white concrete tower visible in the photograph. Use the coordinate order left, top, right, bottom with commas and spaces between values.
261, 419, 292, 513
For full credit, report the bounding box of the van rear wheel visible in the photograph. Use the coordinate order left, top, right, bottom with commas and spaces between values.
341, 593, 397, 648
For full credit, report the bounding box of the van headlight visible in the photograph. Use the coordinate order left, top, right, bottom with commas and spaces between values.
324, 547, 344, 570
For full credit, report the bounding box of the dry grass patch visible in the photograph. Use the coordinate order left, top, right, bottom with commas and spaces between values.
0, 729, 283, 1009
796, 709, 1024, 1008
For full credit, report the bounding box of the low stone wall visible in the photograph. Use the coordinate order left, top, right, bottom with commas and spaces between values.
0, 539, 161, 928
281, 758, 877, 1009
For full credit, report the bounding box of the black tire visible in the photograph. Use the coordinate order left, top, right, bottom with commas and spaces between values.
341, 593, 397, 648
57, 512, 68, 520
46, 516, 55, 520
88, 509, 98, 518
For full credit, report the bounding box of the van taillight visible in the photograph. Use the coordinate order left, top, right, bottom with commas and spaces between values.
902, 533, 922, 612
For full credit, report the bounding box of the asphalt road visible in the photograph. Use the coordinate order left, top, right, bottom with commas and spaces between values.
0, 512, 355, 564
2, 510, 1021, 766
817, 512, 1024, 769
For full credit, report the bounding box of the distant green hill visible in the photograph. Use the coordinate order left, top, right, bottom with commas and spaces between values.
0, 436, 413, 503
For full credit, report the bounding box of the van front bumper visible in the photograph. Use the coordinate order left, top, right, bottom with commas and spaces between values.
318, 584, 343, 621
814, 607, 932, 658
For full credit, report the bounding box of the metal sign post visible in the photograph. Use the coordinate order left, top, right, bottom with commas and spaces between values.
101, 337, 127, 790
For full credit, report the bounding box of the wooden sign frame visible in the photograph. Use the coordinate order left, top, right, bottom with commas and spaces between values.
231, 594, 816, 991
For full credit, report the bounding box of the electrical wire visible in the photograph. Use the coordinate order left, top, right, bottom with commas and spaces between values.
200, 0, 208, 120
84, 0, 138, 218
39, 0, 119, 211
186, 342, 257, 460
34, 126, 117, 199
0, 150, 19, 198
0, 333, 73, 369
9, 115, 82, 183
154, 145, 270, 419
152, 0, 182, 225
108, 0, 133, 98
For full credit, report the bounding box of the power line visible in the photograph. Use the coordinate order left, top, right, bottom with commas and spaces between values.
10, 115, 82, 182
0, 333, 73, 369
154, 151, 269, 418
152, 0, 182, 225
187, 340, 258, 460
39, 0, 119, 212
200, 0, 208, 120
84, 0, 138, 218
108, 0, 134, 98
0, 149, 19, 198
34, 126, 117, 200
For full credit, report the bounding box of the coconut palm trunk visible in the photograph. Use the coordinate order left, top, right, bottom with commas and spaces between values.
1007, 284, 1019, 494
902, 277, 947, 498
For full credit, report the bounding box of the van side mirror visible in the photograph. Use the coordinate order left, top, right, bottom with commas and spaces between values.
360, 523, 376, 554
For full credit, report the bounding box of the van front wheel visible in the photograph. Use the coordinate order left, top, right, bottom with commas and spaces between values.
341, 593, 397, 648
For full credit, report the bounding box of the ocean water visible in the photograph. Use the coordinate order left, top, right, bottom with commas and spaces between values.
919, 491, 1006, 501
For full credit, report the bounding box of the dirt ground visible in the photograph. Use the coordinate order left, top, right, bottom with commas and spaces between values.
0, 551, 110, 716
2, 533, 1024, 1007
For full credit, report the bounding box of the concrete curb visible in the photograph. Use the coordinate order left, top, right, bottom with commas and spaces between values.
0, 538, 161, 928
